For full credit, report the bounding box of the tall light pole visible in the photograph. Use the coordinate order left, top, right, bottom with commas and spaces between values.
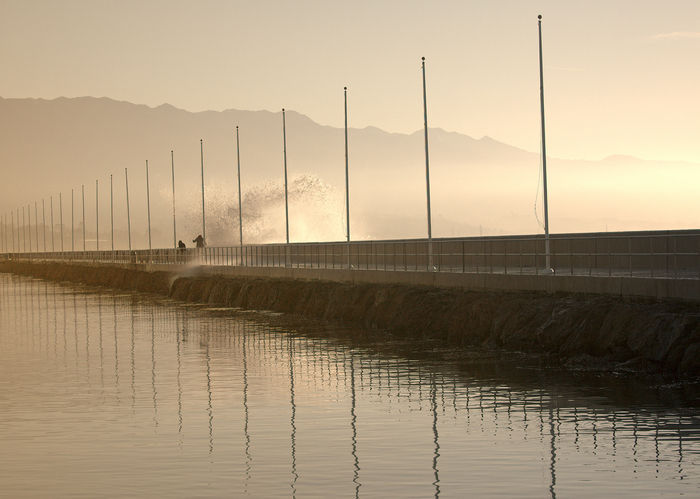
125, 168, 132, 251
42, 199, 46, 251
34, 202, 38, 252
19, 208, 23, 252
11, 211, 15, 252
50, 196, 54, 251
282, 109, 290, 245
71, 188, 75, 251
95, 179, 99, 251
236, 127, 243, 250
27, 204, 32, 252
81, 184, 86, 251
538, 14, 551, 271
145, 160, 152, 251
59, 192, 64, 252
200, 139, 206, 245
344, 87, 351, 268
110, 174, 114, 251
171, 150, 177, 248
344, 87, 350, 242
421, 57, 433, 271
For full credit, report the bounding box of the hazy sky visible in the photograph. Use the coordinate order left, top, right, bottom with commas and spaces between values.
1, 0, 699, 162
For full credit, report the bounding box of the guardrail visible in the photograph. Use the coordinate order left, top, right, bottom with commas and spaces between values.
2, 230, 699, 279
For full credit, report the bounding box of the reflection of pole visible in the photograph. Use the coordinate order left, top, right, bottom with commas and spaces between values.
145, 160, 152, 251
95, 179, 99, 251
549, 406, 557, 498
110, 174, 114, 251
344, 87, 351, 269
200, 139, 206, 245
282, 109, 290, 245
171, 150, 177, 249
242, 324, 251, 490
206, 333, 213, 454
125, 168, 132, 251
422, 57, 433, 270
236, 127, 243, 249
81, 184, 86, 251
289, 336, 298, 495
350, 354, 360, 498
431, 375, 441, 498
538, 15, 551, 271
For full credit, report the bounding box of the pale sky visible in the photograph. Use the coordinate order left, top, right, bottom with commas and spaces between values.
1, 0, 699, 162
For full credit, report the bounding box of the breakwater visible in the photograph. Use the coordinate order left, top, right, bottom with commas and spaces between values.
2, 260, 699, 377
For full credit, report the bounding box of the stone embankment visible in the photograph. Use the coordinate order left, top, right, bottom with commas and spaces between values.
2, 260, 699, 377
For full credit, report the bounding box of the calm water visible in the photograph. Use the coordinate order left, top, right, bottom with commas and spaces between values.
0, 274, 699, 498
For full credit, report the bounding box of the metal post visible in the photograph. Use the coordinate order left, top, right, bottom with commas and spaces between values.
95, 179, 99, 251
110, 174, 114, 251
146, 160, 152, 251
125, 168, 132, 251
71, 188, 75, 251
171, 150, 176, 249
236, 127, 243, 251
421, 57, 433, 270
42, 199, 46, 251
27, 204, 32, 252
11, 211, 15, 252
22, 207, 26, 253
34, 202, 38, 253
200, 139, 206, 245
59, 192, 64, 252
282, 109, 290, 245
50, 196, 54, 251
344, 87, 351, 269
538, 15, 551, 271
81, 184, 86, 251
23, 205, 27, 252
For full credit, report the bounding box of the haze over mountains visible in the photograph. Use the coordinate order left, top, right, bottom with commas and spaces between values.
0, 96, 697, 250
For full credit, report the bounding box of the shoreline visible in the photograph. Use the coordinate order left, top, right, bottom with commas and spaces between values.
2, 260, 699, 378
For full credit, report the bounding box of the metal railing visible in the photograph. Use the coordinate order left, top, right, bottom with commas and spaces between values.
2, 230, 699, 280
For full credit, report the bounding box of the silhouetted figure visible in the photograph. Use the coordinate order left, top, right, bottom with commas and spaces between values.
178, 240, 186, 250
193, 234, 205, 248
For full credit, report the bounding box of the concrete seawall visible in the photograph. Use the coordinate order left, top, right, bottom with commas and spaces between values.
2, 260, 700, 377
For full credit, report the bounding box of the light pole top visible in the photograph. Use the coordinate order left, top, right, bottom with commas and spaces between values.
538, 14, 542, 20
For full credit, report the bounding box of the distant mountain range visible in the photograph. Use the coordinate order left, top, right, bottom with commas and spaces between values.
0, 96, 697, 249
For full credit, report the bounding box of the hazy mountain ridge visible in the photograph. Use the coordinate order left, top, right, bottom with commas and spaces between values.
0, 96, 697, 249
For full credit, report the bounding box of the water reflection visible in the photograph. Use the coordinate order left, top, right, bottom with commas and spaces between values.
0, 273, 699, 497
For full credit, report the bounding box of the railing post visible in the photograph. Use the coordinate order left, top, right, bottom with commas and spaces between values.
570, 239, 573, 275
628, 237, 632, 277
